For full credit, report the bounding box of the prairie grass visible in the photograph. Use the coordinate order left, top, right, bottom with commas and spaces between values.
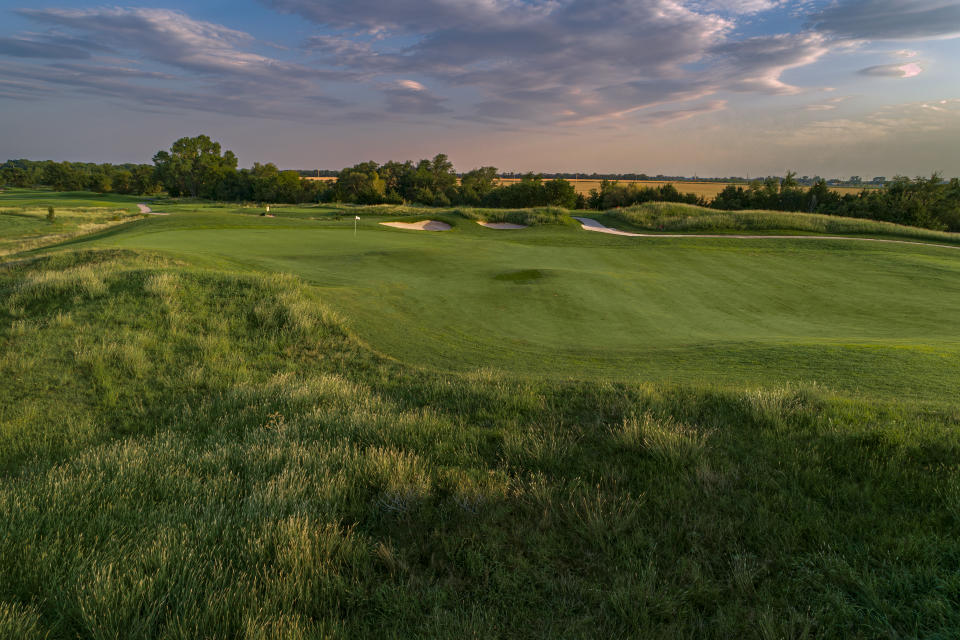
2, 249, 960, 638
454, 206, 573, 226
0, 205, 141, 257
608, 201, 960, 243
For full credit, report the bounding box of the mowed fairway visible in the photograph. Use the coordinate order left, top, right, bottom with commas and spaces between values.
92, 209, 960, 402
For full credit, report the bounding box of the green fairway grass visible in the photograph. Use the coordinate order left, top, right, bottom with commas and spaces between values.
78, 208, 960, 403
3, 190, 960, 637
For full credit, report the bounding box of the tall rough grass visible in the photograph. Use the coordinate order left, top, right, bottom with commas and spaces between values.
454, 206, 572, 226
2, 249, 960, 638
609, 202, 960, 243
0, 206, 141, 257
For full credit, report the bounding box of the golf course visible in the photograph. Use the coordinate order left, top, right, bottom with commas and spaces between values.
3, 188, 960, 638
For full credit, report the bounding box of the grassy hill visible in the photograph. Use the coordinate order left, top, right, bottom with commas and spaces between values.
2, 190, 960, 638
606, 201, 960, 243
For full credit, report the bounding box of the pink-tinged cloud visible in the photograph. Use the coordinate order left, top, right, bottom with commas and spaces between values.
898, 62, 923, 77
859, 62, 925, 78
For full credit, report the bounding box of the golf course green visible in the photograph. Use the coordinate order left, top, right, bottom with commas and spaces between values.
88, 206, 960, 402
3, 189, 960, 638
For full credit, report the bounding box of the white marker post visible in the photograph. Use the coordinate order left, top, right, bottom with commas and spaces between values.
355, 215, 360, 238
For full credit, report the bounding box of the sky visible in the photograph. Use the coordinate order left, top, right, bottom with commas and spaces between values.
0, 0, 958, 177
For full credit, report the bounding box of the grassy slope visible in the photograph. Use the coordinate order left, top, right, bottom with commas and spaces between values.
2, 249, 960, 639
0, 189, 142, 256
3, 190, 960, 637
83, 209, 960, 403
606, 202, 960, 244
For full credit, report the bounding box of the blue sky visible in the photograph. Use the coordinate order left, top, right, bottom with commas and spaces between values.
1, 0, 958, 177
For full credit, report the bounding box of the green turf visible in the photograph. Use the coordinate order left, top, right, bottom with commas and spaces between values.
3, 190, 960, 637
0, 191, 141, 256
0, 188, 143, 211
72, 207, 960, 403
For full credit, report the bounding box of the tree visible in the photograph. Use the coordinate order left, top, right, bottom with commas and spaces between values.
43, 162, 84, 191
153, 135, 238, 198
131, 165, 161, 195
0, 165, 29, 187
87, 165, 114, 193
275, 171, 303, 203
335, 161, 385, 203
544, 179, 577, 208
460, 166, 498, 204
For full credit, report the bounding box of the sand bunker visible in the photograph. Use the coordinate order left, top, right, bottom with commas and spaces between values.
137, 203, 168, 216
476, 221, 528, 229
572, 216, 642, 236
571, 216, 960, 250
380, 220, 451, 231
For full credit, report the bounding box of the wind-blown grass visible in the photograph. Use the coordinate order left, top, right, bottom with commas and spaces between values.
2, 248, 960, 638
454, 206, 574, 226
0, 205, 141, 257
607, 201, 960, 243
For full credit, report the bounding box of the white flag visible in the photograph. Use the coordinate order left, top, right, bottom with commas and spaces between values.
355, 216, 360, 220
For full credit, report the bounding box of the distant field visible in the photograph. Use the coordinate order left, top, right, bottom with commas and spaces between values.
304, 176, 870, 198
494, 178, 870, 198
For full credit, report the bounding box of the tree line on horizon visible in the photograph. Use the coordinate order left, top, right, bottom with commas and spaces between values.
2, 135, 958, 231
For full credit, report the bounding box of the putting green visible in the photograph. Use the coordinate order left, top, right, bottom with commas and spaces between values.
81, 210, 960, 401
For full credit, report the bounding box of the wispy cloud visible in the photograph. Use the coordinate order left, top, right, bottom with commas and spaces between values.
784, 98, 960, 145
0, 7, 351, 120
808, 0, 960, 41
859, 62, 924, 77
278, 0, 840, 126
806, 95, 854, 111
0, 0, 956, 131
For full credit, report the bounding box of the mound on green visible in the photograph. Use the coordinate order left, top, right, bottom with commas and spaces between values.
2, 249, 960, 638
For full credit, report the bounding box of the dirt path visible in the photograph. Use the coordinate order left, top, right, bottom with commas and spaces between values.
571, 217, 960, 251
137, 203, 168, 216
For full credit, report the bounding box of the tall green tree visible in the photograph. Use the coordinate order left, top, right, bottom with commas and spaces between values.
460, 166, 498, 204
153, 135, 238, 198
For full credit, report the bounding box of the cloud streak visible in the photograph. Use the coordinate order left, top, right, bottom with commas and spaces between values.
0, 0, 956, 131
809, 1, 960, 41
0, 7, 352, 120
859, 62, 924, 77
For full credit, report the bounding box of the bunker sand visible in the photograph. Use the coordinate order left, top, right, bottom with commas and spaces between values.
380, 220, 451, 231
476, 221, 528, 229
137, 204, 168, 216
572, 217, 960, 251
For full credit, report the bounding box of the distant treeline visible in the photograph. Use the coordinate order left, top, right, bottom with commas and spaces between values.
542, 172, 960, 231
711, 173, 960, 231
1, 158, 162, 196
3, 135, 959, 231
329, 158, 581, 208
